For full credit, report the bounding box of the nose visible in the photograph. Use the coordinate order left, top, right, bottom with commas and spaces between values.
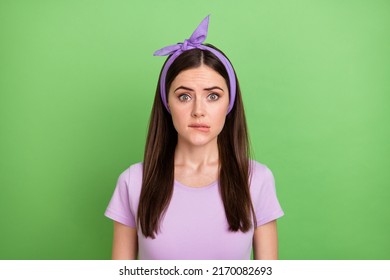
191, 97, 205, 118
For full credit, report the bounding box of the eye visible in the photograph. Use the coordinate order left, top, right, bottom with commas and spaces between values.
178, 94, 191, 102
207, 93, 220, 101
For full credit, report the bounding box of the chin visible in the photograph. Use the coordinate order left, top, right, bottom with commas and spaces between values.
179, 135, 218, 147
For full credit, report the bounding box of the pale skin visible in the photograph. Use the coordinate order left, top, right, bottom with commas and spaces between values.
112, 64, 279, 260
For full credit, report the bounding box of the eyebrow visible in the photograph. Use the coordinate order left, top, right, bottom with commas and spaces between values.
174, 86, 224, 93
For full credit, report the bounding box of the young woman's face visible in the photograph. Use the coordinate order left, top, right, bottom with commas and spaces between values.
168, 65, 229, 148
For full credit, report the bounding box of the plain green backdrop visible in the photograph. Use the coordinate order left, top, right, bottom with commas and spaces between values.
0, 0, 389, 259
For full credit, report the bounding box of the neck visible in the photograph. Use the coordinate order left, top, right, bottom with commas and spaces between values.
174, 138, 219, 169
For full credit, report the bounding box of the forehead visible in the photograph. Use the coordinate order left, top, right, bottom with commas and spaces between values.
170, 65, 228, 89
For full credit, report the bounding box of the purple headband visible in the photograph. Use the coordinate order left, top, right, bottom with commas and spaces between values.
153, 15, 237, 114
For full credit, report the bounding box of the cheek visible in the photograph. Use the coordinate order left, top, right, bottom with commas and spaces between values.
170, 109, 186, 131
213, 109, 228, 131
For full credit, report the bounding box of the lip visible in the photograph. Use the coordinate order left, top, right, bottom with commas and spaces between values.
188, 123, 210, 132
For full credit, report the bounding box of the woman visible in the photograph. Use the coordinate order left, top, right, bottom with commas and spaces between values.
105, 16, 284, 260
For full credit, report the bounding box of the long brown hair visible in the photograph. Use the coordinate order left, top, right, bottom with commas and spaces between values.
138, 45, 255, 238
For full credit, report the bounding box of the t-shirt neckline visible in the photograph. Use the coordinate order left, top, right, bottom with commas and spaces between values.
174, 179, 218, 191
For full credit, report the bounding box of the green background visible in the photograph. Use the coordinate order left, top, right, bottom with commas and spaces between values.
1, 0, 389, 259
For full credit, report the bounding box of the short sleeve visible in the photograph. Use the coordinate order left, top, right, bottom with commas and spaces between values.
252, 163, 284, 227
104, 169, 136, 228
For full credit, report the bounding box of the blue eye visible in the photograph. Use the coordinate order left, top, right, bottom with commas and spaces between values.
208, 93, 220, 101
178, 94, 191, 102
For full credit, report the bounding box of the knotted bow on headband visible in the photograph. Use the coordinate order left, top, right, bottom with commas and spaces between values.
153, 15, 237, 114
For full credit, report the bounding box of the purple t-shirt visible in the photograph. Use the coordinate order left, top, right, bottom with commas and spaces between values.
105, 160, 284, 259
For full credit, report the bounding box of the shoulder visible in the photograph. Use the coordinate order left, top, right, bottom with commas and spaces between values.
117, 162, 143, 188
249, 159, 274, 183
249, 159, 276, 194
119, 162, 143, 177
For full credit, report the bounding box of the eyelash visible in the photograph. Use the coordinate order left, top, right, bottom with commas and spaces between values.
178, 94, 191, 102
208, 93, 220, 101
178, 93, 220, 102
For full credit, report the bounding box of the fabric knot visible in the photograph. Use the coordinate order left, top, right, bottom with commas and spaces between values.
181, 39, 189, 51
154, 15, 209, 57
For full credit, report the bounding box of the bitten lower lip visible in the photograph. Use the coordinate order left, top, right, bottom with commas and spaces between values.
189, 125, 210, 132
